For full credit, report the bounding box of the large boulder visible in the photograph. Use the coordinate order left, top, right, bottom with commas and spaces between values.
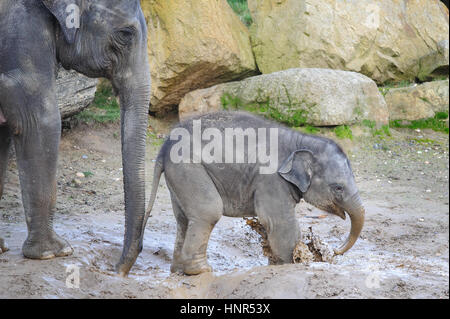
385, 80, 449, 121
56, 67, 97, 119
141, 0, 258, 116
417, 40, 449, 82
179, 68, 389, 126
248, 0, 449, 84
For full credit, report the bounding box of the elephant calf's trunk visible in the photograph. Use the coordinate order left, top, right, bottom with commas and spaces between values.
334, 203, 365, 255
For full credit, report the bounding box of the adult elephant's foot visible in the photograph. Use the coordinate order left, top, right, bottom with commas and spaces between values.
22, 231, 73, 260
182, 257, 212, 276
0, 237, 9, 254
170, 263, 184, 274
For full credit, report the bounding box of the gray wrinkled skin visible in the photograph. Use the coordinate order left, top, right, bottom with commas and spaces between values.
0, 0, 151, 276
144, 111, 365, 275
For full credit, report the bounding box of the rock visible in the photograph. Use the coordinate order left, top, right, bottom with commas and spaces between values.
385, 80, 449, 121
56, 67, 97, 119
418, 40, 450, 82
141, 0, 258, 116
76, 172, 86, 178
73, 179, 82, 188
440, 40, 450, 62
179, 68, 389, 126
248, 0, 449, 84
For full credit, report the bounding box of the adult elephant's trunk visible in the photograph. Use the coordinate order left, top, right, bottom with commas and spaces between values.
115, 69, 151, 277
334, 192, 365, 255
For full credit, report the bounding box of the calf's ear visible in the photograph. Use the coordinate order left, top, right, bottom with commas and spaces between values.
41, 0, 81, 44
278, 149, 314, 193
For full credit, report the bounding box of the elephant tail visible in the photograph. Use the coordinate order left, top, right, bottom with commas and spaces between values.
141, 159, 164, 234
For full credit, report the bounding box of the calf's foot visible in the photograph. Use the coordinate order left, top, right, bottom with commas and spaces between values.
182, 255, 212, 276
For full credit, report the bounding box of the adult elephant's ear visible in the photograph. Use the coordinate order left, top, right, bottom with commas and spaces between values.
41, 0, 81, 44
278, 149, 314, 193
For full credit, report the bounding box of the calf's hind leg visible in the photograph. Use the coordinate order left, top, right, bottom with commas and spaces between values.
169, 198, 188, 273
165, 165, 223, 275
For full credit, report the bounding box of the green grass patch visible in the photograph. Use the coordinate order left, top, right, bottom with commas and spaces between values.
83, 171, 94, 178
412, 138, 438, 145
75, 83, 120, 124
147, 131, 165, 147
221, 93, 245, 110
373, 125, 391, 137
334, 125, 353, 140
378, 80, 415, 97
302, 125, 320, 134
431, 75, 449, 82
435, 111, 449, 120
221, 91, 316, 128
382, 125, 391, 136
362, 119, 376, 129
362, 119, 391, 138
227, 0, 252, 26
382, 80, 415, 89
390, 111, 449, 134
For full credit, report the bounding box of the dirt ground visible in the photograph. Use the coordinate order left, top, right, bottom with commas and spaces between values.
0, 118, 448, 299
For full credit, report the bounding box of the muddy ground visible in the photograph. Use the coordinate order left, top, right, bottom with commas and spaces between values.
0, 119, 448, 299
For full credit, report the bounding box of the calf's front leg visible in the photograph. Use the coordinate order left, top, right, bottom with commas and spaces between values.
254, 181, 300, 264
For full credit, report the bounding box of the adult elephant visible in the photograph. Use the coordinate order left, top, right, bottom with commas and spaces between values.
0, 0, 150, 276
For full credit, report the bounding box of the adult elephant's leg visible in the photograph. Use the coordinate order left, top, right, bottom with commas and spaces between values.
0, 125, 11, 199
11, 94, 73, 260
0, 126, 11, 253
165, 164, 223, 275
254, 181, 300, 264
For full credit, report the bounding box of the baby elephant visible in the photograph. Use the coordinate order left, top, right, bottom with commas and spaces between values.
143, 111, 365, 275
